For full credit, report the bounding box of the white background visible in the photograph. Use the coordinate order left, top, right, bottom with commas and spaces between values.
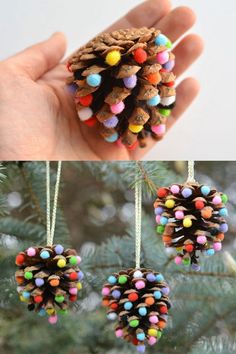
1, 0, 235, 160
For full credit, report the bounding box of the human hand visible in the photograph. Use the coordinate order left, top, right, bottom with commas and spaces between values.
0, 0, 203, 160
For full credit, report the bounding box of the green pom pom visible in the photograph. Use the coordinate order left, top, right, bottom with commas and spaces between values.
182, 258, 190, 266
55, 295, 65, 303
157, 225, 165, 234
221, 194, 228, 204
130, 319, 139, 328
166, 40, 172, 49
157, 330, 162, 338
24, 271, 33, 280
118, 275, 128, 284
69, 256, 78, 266
159, 108, 171, 117
58, 309, 68, 315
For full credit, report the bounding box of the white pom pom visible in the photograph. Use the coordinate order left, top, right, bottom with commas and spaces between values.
161, 96, 176, 106
78, 107, 93, 121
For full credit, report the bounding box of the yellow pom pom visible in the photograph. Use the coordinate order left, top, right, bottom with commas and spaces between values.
176, 247, 183, 252
57, 259, 66, 268
129, 124, 144, 133
46, 308, 55, 315
20, 295, 27, 302
183, 218, 192, 228
105, 50, 121, 66
148, 328, 158, 337
165, 199, 175, 208
77, 282, 82, 290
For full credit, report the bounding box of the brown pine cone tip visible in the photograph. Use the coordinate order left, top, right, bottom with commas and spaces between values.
154, 182, 229, 270
102, 268, 170, 352
67, 27, 176, 149
15, 244, 83, 324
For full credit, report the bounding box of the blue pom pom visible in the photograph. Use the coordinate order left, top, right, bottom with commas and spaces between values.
201, 185, 211, 196
137, 345, 146, 353
38, 308, 46, 317
108, 275, 117, 284
156, 274, 164, 282
182, 188, 192, 198
154, 290, 162, 299
155, 34, 168, 46
40, 250, 50, 259
86, 74, 102, 87
147, 95, 161, 107
160, 216, 168, 225
138, 307, 147, 316
137, 332, 145, 341
22, 291, 30, 299
124, 301, 133, 310
206, 249, 215, 256
219, 208, 228, 217
104, 132, 119, 143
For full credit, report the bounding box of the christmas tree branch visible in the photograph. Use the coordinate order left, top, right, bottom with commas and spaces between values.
176, 270, 236, 279
137, 161, 157, 194
18, 163, 45, 224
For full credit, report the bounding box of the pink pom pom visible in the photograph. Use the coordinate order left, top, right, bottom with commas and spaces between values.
155, 215, 161, 224
149, 315, 159, 324
212, 195, 221, 205
197, 235, 207, 244
115, 329, 123, 338
170, 185, 180, 194
110, 102, 125, 114
69, 287, 78, 295
135, 280, 146, 290
175, 256, 182, 265
213, 242, 222, 251
156, 50, 169, 64
77, 256, 82, 264
48, 315, 58, 325
148, 336, 157, 346
175, 210, 184, 220
102, 287, 110, 296
151, 124, 166, 136
27, 247, 36, 257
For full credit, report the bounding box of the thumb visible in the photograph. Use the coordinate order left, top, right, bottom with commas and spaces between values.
9, 32, 67, 80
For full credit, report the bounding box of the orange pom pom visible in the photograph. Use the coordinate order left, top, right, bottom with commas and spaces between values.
50, 279, 60, 287
146, 72, 161, 85
162, 235, 172, 245
16, 276, 24, 284
216, 233, 225, 241
145, 297, 155, 306
201, 208, 212, 219
102, 299, 110, 307
15, 254, 25, 266
158, 320, 166, 329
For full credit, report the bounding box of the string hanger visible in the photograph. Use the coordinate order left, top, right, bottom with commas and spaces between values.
46, 162, 62, 246
135, 162, 142, 269
186, 160, 196, 183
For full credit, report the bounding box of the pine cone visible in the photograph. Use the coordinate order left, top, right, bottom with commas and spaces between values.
15, 244, 83, 324
102, 268, 170, 352
154, 183, 229, 270
67, 27, 176, 149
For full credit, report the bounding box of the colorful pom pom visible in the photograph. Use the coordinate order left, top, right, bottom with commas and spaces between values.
133, 48, 147, 64
86, 74, 102, 87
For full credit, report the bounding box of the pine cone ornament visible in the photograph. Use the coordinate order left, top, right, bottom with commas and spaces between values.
102, 268, 170, 352
154, 183, 229, 270
67, 27, 176, 149
15, 244, 83, 324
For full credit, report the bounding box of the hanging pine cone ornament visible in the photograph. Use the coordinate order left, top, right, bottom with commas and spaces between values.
102, 268, 170, 352
15, 244, 83, 324
67, 27, 176, 149
154, 183, 229, 270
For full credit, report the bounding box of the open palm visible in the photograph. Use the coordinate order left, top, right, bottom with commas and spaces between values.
0, 0, 203, 160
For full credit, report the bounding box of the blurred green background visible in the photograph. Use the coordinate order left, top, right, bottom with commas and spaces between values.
0, 161, 236, 354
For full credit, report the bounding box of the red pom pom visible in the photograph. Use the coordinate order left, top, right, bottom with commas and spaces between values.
83, 117, 97, 127
132, 338, 139, 346
15, 254, 25, 266
110, 302, 118, 310
160, 305, 168, 314
69, 272, 78, 281
157, 188, 168, 198
34, 295, 43, 303
195, 200, 205, 210
128, 293, 138, 302
66, 62, 72, 72
79, 94, 93, 107
185, 244, 194, 253
164, 81, 175, 87
127, 141, 139, 151
69, 295, 77, 302
133, 48, 147, 64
